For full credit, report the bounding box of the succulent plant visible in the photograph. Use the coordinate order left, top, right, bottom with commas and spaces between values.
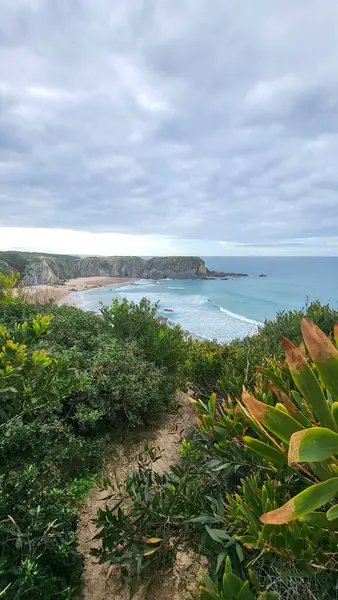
238, 318, 338, 525
199, 556, 279, 600
193, 318, 338, 570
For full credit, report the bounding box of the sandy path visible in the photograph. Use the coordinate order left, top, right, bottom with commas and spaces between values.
76, 393, 204, 600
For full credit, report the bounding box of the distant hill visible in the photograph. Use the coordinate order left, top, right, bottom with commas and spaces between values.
0, 251, 246, 285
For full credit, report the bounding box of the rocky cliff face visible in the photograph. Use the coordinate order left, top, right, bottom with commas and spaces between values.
77, 256, 145, 278
0, 251, 243, 285
141, 256, 208, 279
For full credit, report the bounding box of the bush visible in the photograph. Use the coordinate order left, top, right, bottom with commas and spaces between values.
0, 467, 83, 599
95, 302, 338, 599
185, 300, 338, 401
0, 313, 104, 598
92, 443, 240, 596
191, 319, 338, 594
0, 271, 22, 303
101, 298, 187, 385
66, 339, 175, 430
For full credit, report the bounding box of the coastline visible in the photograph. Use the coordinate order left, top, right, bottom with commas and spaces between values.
24, 276, 137, 305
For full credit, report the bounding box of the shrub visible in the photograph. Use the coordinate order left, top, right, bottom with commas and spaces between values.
186, 301, 338, 402
92, 444, 220, 596
184, 340, 231, 400
101, 298, 187, 386
193, 318, 338, 577
0, 271, 22, 303
199, 556, 278, 600
0, 303, 109, 351
0, 314, 103, 599
67, 339, 175, 430
0, 467, 83, 599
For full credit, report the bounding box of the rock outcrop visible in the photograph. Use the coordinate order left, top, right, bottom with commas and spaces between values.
0, 251, 247, 285
141, 256, 208, 279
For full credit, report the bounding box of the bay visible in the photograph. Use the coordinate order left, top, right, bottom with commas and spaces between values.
69, 256, 338, 342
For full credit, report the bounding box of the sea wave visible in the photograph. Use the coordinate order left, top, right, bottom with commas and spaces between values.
168, 286, 185, 290
219, 306, 264, 327
66, 291, 98, 312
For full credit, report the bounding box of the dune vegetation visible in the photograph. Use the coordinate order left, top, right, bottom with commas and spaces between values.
0, 270, 337, 599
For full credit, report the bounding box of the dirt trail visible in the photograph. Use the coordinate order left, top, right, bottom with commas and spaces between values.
77, 392, 205, 600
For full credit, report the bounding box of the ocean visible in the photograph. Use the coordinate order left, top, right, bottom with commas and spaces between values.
69, 257, 338, 342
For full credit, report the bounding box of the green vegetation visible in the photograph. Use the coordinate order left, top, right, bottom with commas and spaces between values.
0, 271, 22, 303
94, 301, 338, 600
1, 270, 338, 599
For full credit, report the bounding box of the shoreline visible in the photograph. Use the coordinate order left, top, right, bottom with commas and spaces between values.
24, 277, 137, 305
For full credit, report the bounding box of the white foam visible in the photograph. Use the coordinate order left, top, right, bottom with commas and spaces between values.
219, 306, 264, 327
168, 286, 185, 290
65, 291, 94, 311
71, 285, 262, 342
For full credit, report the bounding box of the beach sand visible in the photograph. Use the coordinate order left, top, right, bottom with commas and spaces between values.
24, 277, 137, 304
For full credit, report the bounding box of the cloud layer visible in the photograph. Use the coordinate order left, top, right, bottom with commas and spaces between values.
1, 0, 338, 250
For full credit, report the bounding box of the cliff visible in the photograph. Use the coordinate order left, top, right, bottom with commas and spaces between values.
0, 251, 247, 285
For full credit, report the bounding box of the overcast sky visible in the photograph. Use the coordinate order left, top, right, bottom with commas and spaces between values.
1, 0, 338, 256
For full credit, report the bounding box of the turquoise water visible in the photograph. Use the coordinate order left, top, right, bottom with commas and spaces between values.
70, 257, 338, 342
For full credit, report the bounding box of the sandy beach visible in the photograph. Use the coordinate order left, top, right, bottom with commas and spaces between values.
24, 277, 137, 304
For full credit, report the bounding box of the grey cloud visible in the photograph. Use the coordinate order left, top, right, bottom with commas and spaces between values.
1, 0, 338, 245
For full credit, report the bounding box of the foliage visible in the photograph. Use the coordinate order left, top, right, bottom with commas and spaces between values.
92, 444, 214, 596
92, 437, 259, 596
67, 339, 174, 430
2, 289, 338, 599
0, 297, 191, 597
184, 340, 231, 400
101, 297, 187, 386
91, 303, 338, 599
0, 271, 23, 303
185, 301, 338, 401
0, 314, 103, 598
225, 473, 337, 571
0, 314, 86, 424
0, 302, 109, 350
199, 556, 278, 600
0, 302, 175, 430
193, 318, 338, 579
238, 318, 338, 525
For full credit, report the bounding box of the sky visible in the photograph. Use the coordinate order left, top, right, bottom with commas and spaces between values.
1, 0, 338, 256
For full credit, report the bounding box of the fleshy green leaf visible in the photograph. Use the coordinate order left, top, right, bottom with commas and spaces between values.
288, 427, 338, 464
249, 569, 260, 593
213, 426, 232, 440
282, 335, 336, 431
243, 437, 288, 465
260, 478, 338, 524
300, 511, 330, 527
199, 586, 220, 600
326, 503, 338, 521
238, 581, 255, 600
301, 319, 338, 417
332, 402, 338, 429
242, 391, 303, 443
208, 393, 216, 418
222, 571, 242, 599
